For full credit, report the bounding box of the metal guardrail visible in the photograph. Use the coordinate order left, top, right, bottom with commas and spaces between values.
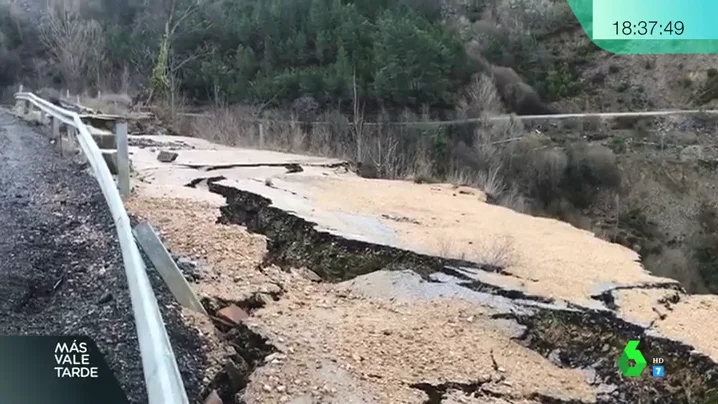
178, 107, 718, 126
13, 92, 189, 404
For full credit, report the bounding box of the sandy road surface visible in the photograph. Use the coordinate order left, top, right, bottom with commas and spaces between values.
125, 197, 597, 404
124, 134, 718, 403
0, 112, 209, 403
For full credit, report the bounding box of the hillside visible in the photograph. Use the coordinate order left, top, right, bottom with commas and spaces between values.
4, 0, 717, 293
457, 4, 718, 294
9, 0, 718, 402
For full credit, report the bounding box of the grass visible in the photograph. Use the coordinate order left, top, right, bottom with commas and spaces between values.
434, 233, 518, 270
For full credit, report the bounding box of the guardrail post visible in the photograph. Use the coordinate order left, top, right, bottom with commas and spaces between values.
15, 86, 23, 112
68, 127, 78, 157
116, 120, 130, 197
51, 116, 60, 141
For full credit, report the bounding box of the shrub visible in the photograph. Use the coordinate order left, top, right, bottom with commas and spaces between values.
561, 144, 621, 208
544, 62, 583, 101
490, 65, 555, 115
0, 46, 21, 87
693, 202, 718, 293
526, 148, 569, 206
694, 233, 718, 294
696, 74, 718, 104
609, 136, 627, 154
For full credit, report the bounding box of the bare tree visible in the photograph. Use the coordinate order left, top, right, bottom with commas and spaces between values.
351, 68, 366, 163
39, 1, 104, 93
148, 0, 203, 103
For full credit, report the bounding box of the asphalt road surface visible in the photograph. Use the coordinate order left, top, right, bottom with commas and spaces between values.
0, 111, 208, 403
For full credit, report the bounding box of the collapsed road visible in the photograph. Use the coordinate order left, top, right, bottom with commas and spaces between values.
0, 111, 208, 403
207, 179, 718, 403
123, 134, 718, 403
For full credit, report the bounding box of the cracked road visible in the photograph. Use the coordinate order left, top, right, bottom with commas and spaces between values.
0, 111, 207, 403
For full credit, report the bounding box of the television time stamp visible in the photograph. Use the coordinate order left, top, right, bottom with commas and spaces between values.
610, 21, 684, 38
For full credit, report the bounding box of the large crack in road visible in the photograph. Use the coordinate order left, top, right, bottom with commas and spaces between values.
198, 176, 718, 403
0, 111, 209, 403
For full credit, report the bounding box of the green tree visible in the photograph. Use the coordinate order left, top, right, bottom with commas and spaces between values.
373, 10, 466, 106
135, 0, 472, 111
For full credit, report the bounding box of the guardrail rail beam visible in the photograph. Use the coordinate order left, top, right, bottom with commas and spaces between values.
13, 91, 189, 404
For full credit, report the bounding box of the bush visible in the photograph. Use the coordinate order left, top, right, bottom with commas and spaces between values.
544, 62, 583, 101
609, 136, 628, 154
486, 138, 622, 214
0, 3, 40, 87
561, 144, 621, 208
696, 73, 718, 105
693, 202, 718, 293
490, 65, 555, 115
526, 148, 569, 206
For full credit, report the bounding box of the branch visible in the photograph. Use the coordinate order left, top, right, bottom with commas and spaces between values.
255, 86, 286, 117
169, 52, 202, 73
169, 2, 197, 38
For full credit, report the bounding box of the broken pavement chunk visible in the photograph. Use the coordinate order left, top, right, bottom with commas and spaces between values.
202, 390, 222, 404
217, 304, 250, 325
157, 150, 179, 163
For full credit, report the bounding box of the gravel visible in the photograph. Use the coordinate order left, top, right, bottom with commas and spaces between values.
0, 111, 209, 403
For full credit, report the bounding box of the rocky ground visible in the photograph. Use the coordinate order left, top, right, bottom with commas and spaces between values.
0, 110, 208, 403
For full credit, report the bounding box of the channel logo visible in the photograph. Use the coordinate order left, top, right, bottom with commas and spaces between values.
617, 340, 665, 377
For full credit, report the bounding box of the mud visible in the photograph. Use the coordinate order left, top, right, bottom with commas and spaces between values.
183, 161, 348, 173
128, 136, 194, 150
589, 283, 685, 312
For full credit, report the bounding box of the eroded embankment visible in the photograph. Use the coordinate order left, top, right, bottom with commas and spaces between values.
201, 179, 718, 403
208, 182, 503, 280
201, 316, 277, 403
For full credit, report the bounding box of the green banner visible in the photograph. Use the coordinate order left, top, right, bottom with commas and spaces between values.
568, 0, 718, 54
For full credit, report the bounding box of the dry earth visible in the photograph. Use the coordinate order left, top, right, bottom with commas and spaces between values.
124, 195, 596, 404
123, 135, 718, 403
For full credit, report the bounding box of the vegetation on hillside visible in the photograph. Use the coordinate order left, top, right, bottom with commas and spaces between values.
2, 0, 478, 114
0, 0, 585, 114
4, 0, 718, 295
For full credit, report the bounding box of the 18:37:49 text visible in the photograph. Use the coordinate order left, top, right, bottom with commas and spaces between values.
613, 21, 685, 36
